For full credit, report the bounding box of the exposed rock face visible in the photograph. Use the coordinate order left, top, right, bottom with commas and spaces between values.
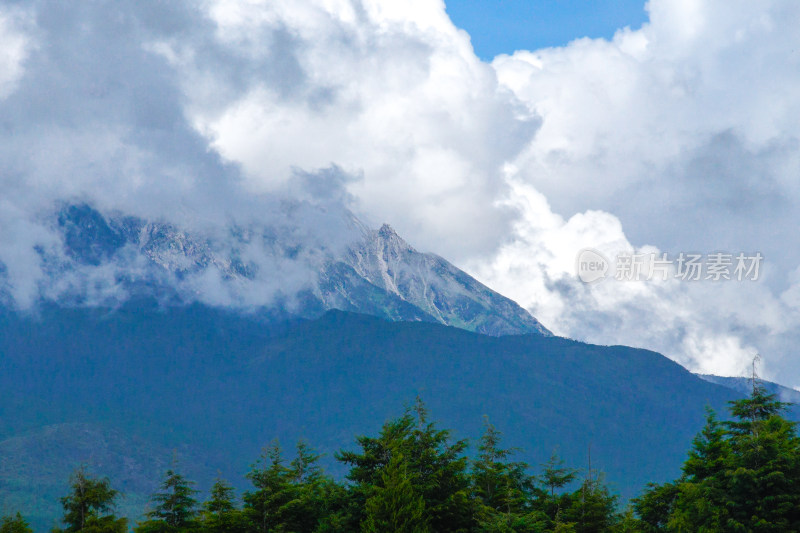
21, 204, 550, 336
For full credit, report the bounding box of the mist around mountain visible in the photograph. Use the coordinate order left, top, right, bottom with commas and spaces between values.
697, 373, 800, 417
697, 373, 800, 402
17, 203, 549, 338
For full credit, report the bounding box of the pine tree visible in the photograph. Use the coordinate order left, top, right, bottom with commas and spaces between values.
205, 478, 236, 514
540, 451, 578, 502
363, 449, 430, 533
473, 421, 515, 510
283, 440, 345, 532
683, 409, 730, 482
536, 450, 579, 529
667, 409, 731, 531
243, 439, 345, 532
135, 468, 199, 532
291, 440, 323, 484
722, 383, 800, 531
243, 440, 294, 532
560, 474, 618, 533
471, 420, 545, 532
631, 482, 678, 532
407, 401, 474, 532
53, 466, 127, 533
199, 478, 247, 533
636, 379, 800, 531
337, 398, 474, 532
0, 513, 32, 533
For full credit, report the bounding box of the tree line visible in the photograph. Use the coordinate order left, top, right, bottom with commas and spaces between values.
3, 385, 800, 532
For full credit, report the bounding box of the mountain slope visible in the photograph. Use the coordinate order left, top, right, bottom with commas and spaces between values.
0, 304, 739, 527
0, 423, 203, 530
341, 223, 549, 335
697, 374, 800, 419
37, 204, 549, 336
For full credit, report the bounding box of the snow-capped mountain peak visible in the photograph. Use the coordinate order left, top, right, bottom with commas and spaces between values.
11, 203, 550, 337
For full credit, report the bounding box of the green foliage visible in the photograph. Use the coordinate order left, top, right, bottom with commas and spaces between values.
243, 439, 345, 533
0, 514, 32, 533
198, 478, 247, 533
0, 304, 748, 529
52, 466, 127, 533
538, 450, 579, 528
205, 478, 236, 514
135, 468, 198, 533
243, 440, 294, 532
540, 452, 578, 500
19, 400, 634, 532
636, 382, 800, 531
471, 420, 547, 532
363, 449, 430, 532
337, 398, 474, 532
631, 482, 678, 532
613, 507, 645, 533
559, 474, 619, 533
16, 364, 800, 533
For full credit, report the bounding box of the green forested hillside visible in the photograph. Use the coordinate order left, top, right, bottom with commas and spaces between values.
5, 385, 800, 532
0, 304, 741, 528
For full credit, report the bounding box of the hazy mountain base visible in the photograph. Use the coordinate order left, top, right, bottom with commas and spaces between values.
0, 303, 741, 529
697, 373, 800, 409
0, 423, 182, 530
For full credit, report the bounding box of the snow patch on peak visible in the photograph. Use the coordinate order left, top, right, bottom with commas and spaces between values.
17, 203, 550, 337
342, 222, 551, 336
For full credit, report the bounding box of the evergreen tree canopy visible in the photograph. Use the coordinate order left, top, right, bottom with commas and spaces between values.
636, 382, 800, 532
559, 474, 619, 533
540, 452, 578, 501
244, 439, 345, 533
205, 478, 237, 514
135, 468, 198, 533
200, 478, 247, 533
337, 398, 474, 532
363, 448, 431, 533
8, 399, 632, 533
53, 467, 127, 533
0, 514, 32, 533
471, 421, 548, 532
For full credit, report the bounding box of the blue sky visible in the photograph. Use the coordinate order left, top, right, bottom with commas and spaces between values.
445, 0, 649, 59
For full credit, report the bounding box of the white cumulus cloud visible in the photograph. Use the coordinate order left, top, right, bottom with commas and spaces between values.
2, 0, 800, 381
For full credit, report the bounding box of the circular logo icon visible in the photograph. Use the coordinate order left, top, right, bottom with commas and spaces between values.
576, 248, 609, 283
